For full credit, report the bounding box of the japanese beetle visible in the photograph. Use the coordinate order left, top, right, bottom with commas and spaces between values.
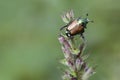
60, 10, 93, 40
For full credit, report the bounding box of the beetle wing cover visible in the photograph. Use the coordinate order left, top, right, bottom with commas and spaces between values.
61, 10, 74, 24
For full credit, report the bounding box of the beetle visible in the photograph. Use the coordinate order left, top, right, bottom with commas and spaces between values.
60, 10, 93, 40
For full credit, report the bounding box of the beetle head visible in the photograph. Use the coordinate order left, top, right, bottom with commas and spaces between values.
82, 14, 93, 28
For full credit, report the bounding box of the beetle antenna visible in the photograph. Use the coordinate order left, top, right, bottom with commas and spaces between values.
90, 20, 94, 23
88, 20, 94, 23
86, 13, 88, 17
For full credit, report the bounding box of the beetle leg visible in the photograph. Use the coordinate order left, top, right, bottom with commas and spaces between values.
60, 25, 67, 30
80, 33, 85, 41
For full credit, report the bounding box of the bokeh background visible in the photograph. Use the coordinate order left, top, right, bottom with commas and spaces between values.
0, 0, 120, 80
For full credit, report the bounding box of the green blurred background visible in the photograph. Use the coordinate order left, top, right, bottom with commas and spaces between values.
0, 0, 120, 80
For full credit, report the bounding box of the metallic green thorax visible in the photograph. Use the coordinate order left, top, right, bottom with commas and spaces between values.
77, 17, 92, 28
